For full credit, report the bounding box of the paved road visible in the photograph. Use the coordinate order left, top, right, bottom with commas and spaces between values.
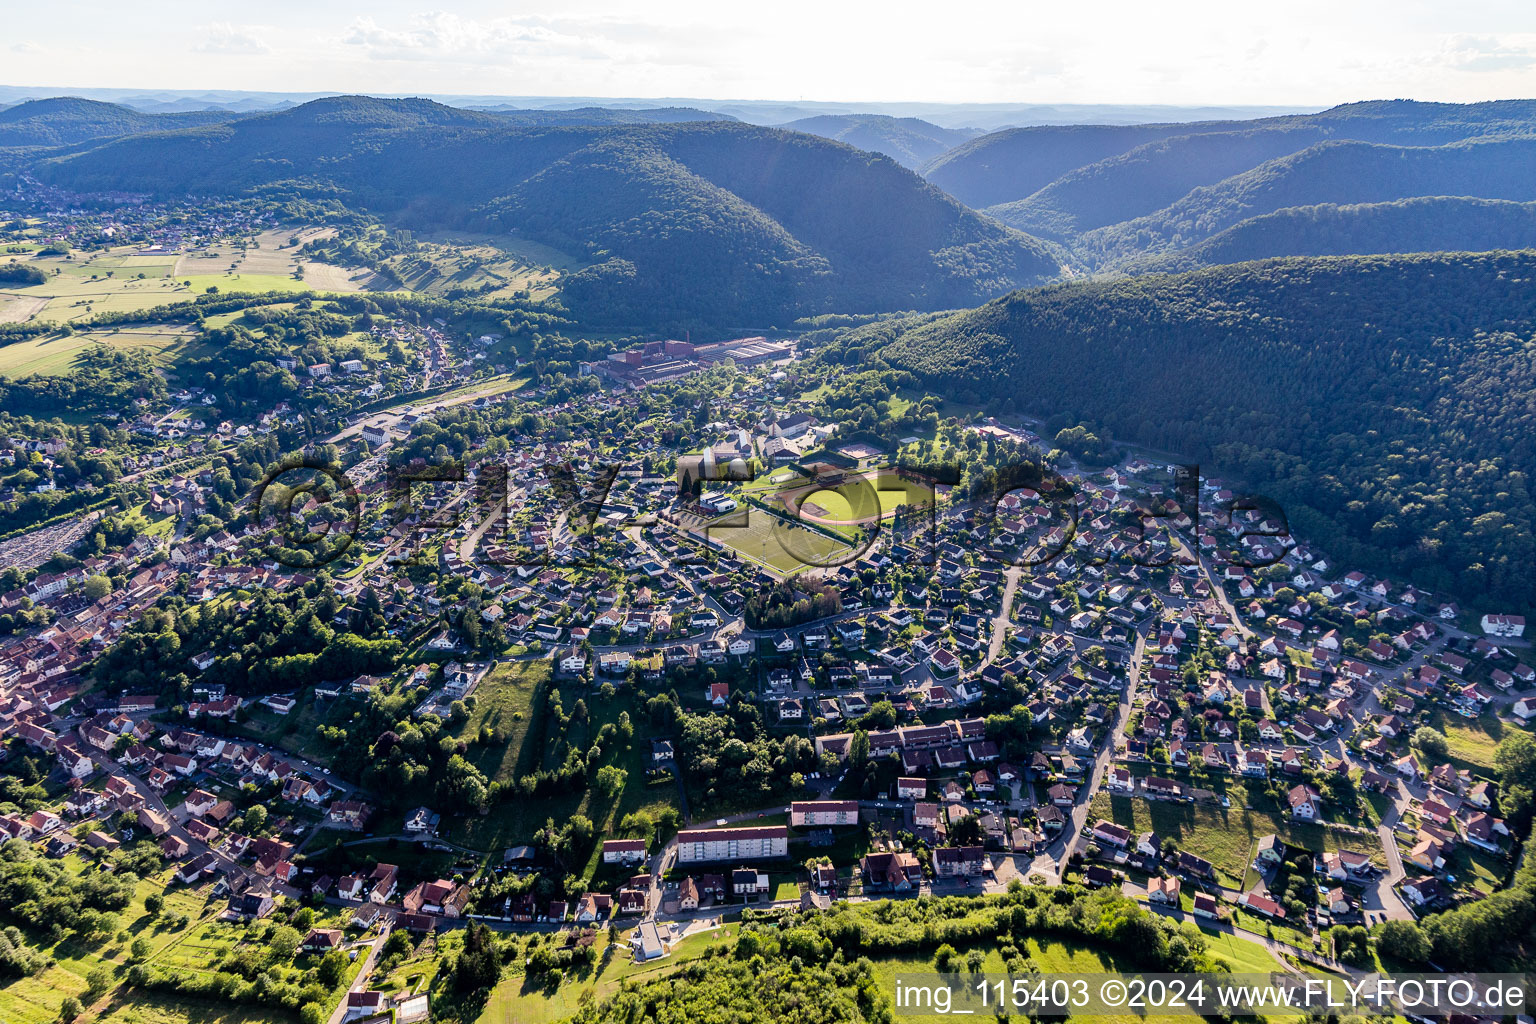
328, 375, 518, 444
1026, 626, 1148, 881
1368, 779, 1413, 921
326, 924, 392, 1024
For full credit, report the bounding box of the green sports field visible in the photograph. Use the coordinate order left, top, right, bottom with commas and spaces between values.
749, 467, 934, 530
705, 505, 858, 576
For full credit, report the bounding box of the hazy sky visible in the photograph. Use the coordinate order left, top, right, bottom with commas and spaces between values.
6, 0, 1535, 105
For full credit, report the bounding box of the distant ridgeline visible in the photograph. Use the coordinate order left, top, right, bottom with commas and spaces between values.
837, 250, 1536, 614
18, 95, 1536, 323
27, 96, 1064, 328
921, 99, 1536, 271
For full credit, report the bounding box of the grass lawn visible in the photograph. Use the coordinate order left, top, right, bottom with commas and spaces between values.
138, 901, 364, 1012
0, 861, 217, 1024
1090, 792, 1374, 887
865, 938, 1155, 1024
456, 660, 547, 786
176, 227, 382, 293
376, 932, 449, 998
704, 505, 855, 577
84, 992, 282, 1024
1445, 843, 1512, 894
479, 926, 731, 1024
201, 301, 300, 330
769, 873, 802, 901
180, 273, 318, 296
445, 662, 680, 866
231, 688, 341, 764
1428, 711, 1505, 770
1198, 929, 1287, 972
0, 325, 207, 378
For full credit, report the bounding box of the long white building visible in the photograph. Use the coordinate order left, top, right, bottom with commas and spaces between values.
675, 826, 788, 863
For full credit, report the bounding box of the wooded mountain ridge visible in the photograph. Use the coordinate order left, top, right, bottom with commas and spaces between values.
925, 99, 1536, 271
15, 94, 1536, 314
27, 96, 1064, 328
836, 249, 1536, 614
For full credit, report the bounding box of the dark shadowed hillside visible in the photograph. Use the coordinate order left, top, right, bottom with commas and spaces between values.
1076, 136, 1536, 267
984, 126, 1350, 239
926, 99, 1536, 211
1126, 197, 1536, 271
841, 250, 1536, 611
31, 96, 1062, 327
0, 96, 237, 149
922, 121, 1232, 209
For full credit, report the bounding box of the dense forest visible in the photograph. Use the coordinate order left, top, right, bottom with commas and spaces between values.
0, 96, 235, 149
743, 577, 843, 630
0, 261, 45, 285
1125, 197, 1536, 272
925, 98, 1536, 210
30, 97, 1063, 327
838, 250, 1536, 614
560, 883, 1211, 1023
1076, 136, 1536, 267
91, 578, 402, 699
923, 99, 1536, 272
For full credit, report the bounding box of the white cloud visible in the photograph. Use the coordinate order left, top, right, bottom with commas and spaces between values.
4, 1, 1536, 106
1433, 34, 1536, 72
342, 12, 614, 64
198, 23, 270, 56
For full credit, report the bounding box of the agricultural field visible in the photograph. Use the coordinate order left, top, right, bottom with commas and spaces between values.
379, 232, 573, 302
703, 505, 857, 576
175, 227, 385, 293
0, 325, 206, 379
0, 246, 192, 322
0, 229, 390, 327
0, 291, 49, 323
1090, 792, 1379, 888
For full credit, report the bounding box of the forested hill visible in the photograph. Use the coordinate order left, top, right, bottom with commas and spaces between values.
0, 97, 237, 149
782, 114, 979, 169
32, 96, 1063, 327
839, 250, 1536, 613
477, 105, 736, 126
1074, 136, 1536, 267
1126, 197, 1536, 272
926, 98, 1536, 210
924, 99, 1536, 273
